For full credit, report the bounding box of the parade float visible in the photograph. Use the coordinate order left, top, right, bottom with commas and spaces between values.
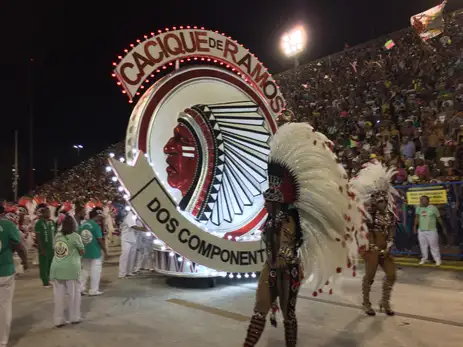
108, 27, 287, 281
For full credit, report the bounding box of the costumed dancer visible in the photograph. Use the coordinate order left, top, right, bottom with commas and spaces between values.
350, 161, 398, 316
55, 202, 74, 232
103, 204, 116, 245
243, 123, 366, 347
23, 198, 40, 265
18, 205, 34, 251
34, 203, 56, 288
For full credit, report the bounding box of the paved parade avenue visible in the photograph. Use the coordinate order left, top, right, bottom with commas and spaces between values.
9, 254, 463, 347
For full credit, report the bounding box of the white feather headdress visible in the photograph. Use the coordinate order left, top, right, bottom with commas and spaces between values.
268, 123, 367, 295
349, 161, 398, 216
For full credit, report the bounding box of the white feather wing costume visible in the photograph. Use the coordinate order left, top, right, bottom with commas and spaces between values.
268, 123, 366, 294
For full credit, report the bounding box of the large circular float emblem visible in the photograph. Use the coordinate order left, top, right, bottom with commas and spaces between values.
110, 28, 285, 273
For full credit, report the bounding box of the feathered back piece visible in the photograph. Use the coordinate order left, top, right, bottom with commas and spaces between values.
268, 123, 367, 295
350, 161, 398, 216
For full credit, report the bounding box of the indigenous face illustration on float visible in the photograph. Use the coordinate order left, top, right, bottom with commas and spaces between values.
161, 102, 273, 230
163, 123, 198, 196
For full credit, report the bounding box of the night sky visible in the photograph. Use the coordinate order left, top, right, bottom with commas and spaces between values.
1, 0, 460, 198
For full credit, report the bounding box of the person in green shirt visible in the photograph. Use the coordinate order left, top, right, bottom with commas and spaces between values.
34, 204, 56, 287
414, 196, 447, 266
79, 207, 107, 296
0, 204, 28, 346
50, 215, 84, 327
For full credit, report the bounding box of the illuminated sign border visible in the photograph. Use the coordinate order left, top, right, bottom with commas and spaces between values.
112, 28, 286, 116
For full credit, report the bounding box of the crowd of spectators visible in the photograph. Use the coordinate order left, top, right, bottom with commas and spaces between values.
33, 143, 125, 204
276, 9, 463, 185
33, 10, 463, 203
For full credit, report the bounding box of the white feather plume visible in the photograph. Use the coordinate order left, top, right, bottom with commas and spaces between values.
268, 123, 366, 294
349, 161, 399, 216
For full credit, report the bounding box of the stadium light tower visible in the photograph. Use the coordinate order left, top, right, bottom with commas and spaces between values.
281, 27, 306, 67
73, 144, 83, 159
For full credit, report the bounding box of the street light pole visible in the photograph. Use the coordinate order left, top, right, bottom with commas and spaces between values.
13, 130, 19, 201
28, 58, 35, 193
73, 144, 83, 161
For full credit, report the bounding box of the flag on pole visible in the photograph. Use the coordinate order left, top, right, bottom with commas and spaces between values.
411, 1, 447, 41
384, 40, 395, 50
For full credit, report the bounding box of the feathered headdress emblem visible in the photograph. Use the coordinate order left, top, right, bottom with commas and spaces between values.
266, 123, 367, 294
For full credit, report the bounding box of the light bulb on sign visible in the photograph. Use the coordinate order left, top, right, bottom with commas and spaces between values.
228, 273, 234, 279
186, 261, 191, 266
244, 273, 249, 278
169, 252, 175, 257
111, 176, 118, 182
119, 157, 125, 163
117, 186, 124, 192
236, 274, 242, 279
251, 273, 257, 278
109, 153, 115, 158
125, 206, 131, 211
177, 257, 183, 262
123, 194, 129, 200
105, 166, 111, 173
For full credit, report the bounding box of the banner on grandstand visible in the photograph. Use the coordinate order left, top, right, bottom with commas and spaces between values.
110, 155, 266, 273
406, 185, 448, 205
410, 1, 447, 41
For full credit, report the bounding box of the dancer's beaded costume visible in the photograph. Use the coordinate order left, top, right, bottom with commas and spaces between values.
243, 123, 366, 347
350, 162, 398, 316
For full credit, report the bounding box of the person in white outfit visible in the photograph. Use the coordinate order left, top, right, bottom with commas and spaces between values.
0, 204, 28, 346
118, 212, 145, 278
50, 216, 84, 327
133, 230, 154, 272
79, 207, 108, 296
414, 195, 447, 266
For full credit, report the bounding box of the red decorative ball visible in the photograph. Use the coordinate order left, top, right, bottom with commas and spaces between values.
336, 267, 342, 273
318, 288, 323, 293
312, 291, 318, 297
325, 281, 330, 285
329, 289, 333, 295
352, 272, 356, 277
